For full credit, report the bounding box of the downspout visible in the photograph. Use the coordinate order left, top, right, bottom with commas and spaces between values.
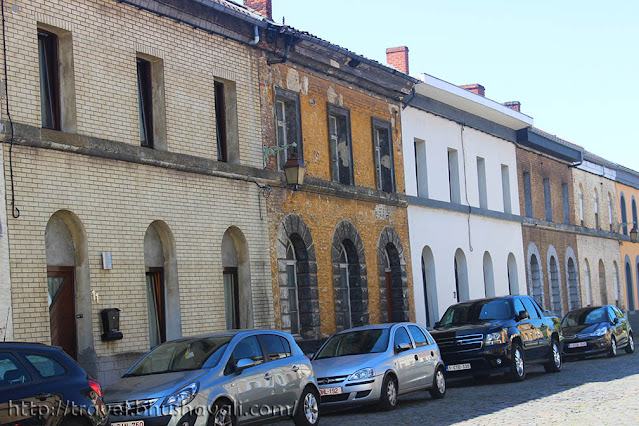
267, 31, 293, 65
248, 25, 259, 45
569, 151, 584, 168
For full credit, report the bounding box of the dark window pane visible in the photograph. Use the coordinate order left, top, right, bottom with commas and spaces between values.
374, 123, 394, 193
137, 58, 154, 148
408, 325, 428, 347
394, 326, 412, 348
25, 354, 66, 378
232, 336, 264, 365
0, 353, 32, 388
261, 334, 290, 360
38, 31, 60, 130
522, 297, 540, 319
215, 81, 227, 162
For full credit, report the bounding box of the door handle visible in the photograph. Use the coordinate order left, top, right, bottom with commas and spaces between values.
36, 393, 51, 401
292, 365, 299, 372
414, 355, 419, 361
264, 373, 272, 380
431, 351, 435, 357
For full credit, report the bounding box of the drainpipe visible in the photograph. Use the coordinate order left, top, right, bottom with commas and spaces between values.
267, 31, 293, 65
248, 25, 259, 45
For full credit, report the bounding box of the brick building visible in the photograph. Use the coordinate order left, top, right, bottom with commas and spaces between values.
0, 134, 10, 340
250, 4, 416, 347
615, 166, 639, 310
1, 0, 279, 384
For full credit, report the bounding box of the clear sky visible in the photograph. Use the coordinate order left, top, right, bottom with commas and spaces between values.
272, 0, 639, 171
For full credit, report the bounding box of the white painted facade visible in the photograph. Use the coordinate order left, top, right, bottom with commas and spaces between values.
0, 143, 12, 341
403, 76, 532, 328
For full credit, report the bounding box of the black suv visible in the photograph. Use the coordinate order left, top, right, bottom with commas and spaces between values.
430, 295, 562, 381
0, 342, 109, 426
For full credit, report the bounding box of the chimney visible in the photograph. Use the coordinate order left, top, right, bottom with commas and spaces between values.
244, 0, 272, 20
460, 84, 485, 97
386, 46, 409, 74
503, 101, 521, 112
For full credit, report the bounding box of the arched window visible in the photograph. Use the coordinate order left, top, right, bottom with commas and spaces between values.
284, 238, 301, 335
422, 246, 437, 328
529, 254, 544, 308
598, 260, 607, 305
507, 253, 519, 295
483, 252, 495, 298
632, 196, 638, 229
621, 193, 628, 235
549, 255, 562, 316
594, 190, 599, 230
584, 259, 592, 306
626, 260, 635, 310
454, 249, 469, 302
339, 243, 353, 329
567, 256, 580, 310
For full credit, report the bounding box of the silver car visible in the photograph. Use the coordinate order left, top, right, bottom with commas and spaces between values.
105, 330, 320, 426
311, 323, 446, 410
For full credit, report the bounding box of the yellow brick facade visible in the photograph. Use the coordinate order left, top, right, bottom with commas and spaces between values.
616, 181, 639, 309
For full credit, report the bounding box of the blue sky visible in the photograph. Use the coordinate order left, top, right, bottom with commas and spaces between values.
272, 0, 639, 171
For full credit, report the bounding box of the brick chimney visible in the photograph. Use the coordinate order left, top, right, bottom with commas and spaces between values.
503, 101, 521, 112
460, 84, 485, 97
386, 46, 409, 74
244, 0, 272, 20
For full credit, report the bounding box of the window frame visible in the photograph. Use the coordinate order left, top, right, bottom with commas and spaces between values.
214, 80, 228, 162
136, 57, 154, 148
372, 117, 395, 193
274, 87, 303, 170
258, 334, 292, 362
393, 326, 413, 349
407, 325, 429, 347
327, 103, 354, 185
37, 29, 61, 131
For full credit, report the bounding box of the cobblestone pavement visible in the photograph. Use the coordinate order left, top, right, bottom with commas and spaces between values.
283, 350, 639, 425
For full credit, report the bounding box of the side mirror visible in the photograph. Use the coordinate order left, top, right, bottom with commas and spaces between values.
613, 317, 620, 325
235, 358, 255, 374
516, 310, 530, 322
395, 343, 411, 353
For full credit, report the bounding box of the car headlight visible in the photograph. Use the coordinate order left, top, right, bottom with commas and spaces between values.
593, 327, 607, 337
485, 330, 506, 346
348, 368, 374, 381
162, 382, 199, 408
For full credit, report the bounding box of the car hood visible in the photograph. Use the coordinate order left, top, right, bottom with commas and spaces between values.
312, 353, 384, 378
563, 323, 606, 336
104, 370, 207, 402
432, 321, 506, 335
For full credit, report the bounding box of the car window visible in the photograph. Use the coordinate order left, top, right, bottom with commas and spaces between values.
408, 325, 429, 347
394, 327, 412, 349
522, 297, 541, 319
24, 354, 66, 378
232, 336, 264, 366
513, 298, 526, 317
607, 307, 616, 323
260, 334, 291, 361
0, 353, 32, 388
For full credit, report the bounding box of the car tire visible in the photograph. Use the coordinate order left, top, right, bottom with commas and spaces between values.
608, 336, 617, 358
210, 401, 236, 426
293, 386, 320, 426
544, 337, 562, 373
509, 342, 526, 382
379, 374, 398, 411
625, 333, 635, 354
429, 366, 446, 399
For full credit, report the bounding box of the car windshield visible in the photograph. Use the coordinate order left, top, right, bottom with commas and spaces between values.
562, 307, 607, 327
315, 329, 389, 359
438, 300, 513, 327
125, 336, 232, 376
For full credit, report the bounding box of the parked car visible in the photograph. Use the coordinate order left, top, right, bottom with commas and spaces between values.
0, 342, 109, 426
105, 330, 319, 426
311, 323, 446, 411
562, 305, 634, 358
430, 295, 562, 382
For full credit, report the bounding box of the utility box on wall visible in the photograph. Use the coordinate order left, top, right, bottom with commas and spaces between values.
100, 308, 123, 341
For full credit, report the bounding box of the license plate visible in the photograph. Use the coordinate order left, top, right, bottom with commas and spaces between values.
112, 422, 144, 426
319, 387, 342, 396
568, 342, 587, 349
446, 363, 471, 372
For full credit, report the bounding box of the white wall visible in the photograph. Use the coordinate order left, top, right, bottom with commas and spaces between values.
402, 105, 526, 328
0, 144, 13, 340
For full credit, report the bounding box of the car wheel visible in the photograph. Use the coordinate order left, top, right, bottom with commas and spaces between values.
379, 374, 398, 411
293, 387, 319, 426
608, 336, 617, 358
544, 338, 562, 373
509, 343, 526, 382
429, 367, 446, 399
211, 401, 236, 426
625, 333, 635, 354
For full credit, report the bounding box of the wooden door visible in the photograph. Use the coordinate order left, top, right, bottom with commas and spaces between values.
47, 266, 77, 359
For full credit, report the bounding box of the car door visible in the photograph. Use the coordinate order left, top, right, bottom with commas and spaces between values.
407, 325, 434, 387
392, 326, 419, 392
613, 306, 631, 345
257, 334, 299, 417
607, 307, 626, 347
512, 297, 539, 359
228, 335, 272, 424
522, 296, 548, 359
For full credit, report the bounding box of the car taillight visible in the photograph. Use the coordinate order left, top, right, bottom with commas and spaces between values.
88, 379, 103, 398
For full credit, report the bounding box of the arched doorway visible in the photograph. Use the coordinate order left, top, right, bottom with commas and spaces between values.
421, 246, 437, 328
377, 227, 409, 323
507, 253, 519, 296
483, 252, 495, 298
144, 221, 181, 348
221, 227, 253, 329
625, 259, 634, 310
333, 221, 368, 329
454, 249, 469, 302
598, 260, 607, 305
276, 214, 320, 340
527, 243, 544, 308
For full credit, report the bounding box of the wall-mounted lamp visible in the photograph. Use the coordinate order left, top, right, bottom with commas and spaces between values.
283, 152, 306, 191
617, 223, 638, 243
631, 226, 638, 243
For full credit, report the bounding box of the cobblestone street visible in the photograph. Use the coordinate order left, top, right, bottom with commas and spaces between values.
306, 351, 639, 425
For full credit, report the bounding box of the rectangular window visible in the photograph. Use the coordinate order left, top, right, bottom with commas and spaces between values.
372, 118, 395, 193
414, 138, 428, 198
477, 157, 487, 209
38, 30, 60, 130
609, 198, 613, 231
562, 183, 570, 224
328, 104, 353, 185
523, 172, 532, 218
214, 79, 239, 163
501, 165, 511, 214
223, 268, 240, 329
137, 58, 154, 148
543, 178, 552, 221
275, 88, 303, 170
136, 54, 166, 150
215, 81, 227, 162
447, 148, 461, 204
